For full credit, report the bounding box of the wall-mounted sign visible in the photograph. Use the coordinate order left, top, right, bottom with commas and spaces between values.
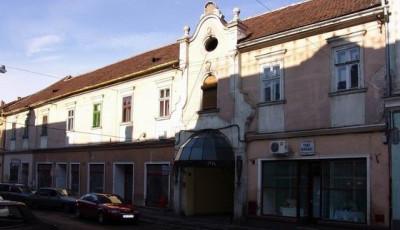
300, 140, 315, 156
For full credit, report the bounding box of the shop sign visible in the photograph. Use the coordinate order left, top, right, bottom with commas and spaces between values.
300, 140, 315, 156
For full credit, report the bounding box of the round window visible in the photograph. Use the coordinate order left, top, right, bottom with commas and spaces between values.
204, 37, 218, 52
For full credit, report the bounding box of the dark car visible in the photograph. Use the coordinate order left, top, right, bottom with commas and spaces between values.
75, 193, 139, 224
0, 200, 57, 230
29, 188, 76, 212
0, 183, 33, 204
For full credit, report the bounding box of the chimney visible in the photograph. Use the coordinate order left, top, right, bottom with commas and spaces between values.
17, 97, 22, 100
0, 100, 4, 107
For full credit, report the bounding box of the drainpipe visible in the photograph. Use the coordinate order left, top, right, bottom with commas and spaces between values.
383, 0, 391, 96
382, 0, 393, 228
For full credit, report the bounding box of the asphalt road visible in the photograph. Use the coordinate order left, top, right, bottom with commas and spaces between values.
33, 210, 170, 230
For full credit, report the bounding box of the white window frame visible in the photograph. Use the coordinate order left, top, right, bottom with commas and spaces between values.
158, 88, 171, 118
260, 61, 284, 102
332, 44, 363, 92
87, 162, 105, 193
66, 108, 75, 131
144, 161, 171, 207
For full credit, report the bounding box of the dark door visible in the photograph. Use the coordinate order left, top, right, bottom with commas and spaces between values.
124, 165, 133, 203
298, 161, 321, 224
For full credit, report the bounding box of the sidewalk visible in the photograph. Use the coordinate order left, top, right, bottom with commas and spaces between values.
137, 207, 388, 230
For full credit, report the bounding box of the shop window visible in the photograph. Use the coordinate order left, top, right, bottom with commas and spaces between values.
333, 46, 361, 91
146, 164, 169, 208
122, 96, 132, 123
159, 89, 170, 118
201, 75, 217, 110
321, 159, 367, 223
89, 164, 104, 193
261, 161, 298, 217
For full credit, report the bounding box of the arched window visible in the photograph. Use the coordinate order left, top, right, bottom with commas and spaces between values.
201, 75, 217, 110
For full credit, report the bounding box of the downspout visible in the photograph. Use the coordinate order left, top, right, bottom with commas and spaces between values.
382, 0, 393, 228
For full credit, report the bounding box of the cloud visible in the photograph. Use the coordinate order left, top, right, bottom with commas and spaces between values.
25, 34, 63, 56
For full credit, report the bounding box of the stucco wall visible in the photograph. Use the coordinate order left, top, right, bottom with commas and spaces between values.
240, 21, 386, 133
247, 132, 389, 226
33, 144, 174, 205
4, 69, 181, 151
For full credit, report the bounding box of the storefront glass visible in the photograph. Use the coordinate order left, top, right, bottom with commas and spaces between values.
262, 161, 297, 216
261, 159, 366, 223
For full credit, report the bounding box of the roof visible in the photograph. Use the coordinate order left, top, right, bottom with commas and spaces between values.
3, 43, 179, 114
2, 0, 381, 114
241, 0, 381, 42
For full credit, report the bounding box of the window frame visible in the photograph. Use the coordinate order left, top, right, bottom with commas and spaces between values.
260, 61, 284, 103
41, 115, 48, 137
11, 122, 17, 140
66, 109, 75, 131
121, 95, 132, 123
159, 88, 171, 118
331, 44, 363, 92
92, 103, 102, 128
201, 75, 218, 111
23, 116, 29, 139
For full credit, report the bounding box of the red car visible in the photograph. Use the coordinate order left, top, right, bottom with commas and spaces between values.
75, 193, 139, 224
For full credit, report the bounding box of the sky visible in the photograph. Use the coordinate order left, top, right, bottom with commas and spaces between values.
0, 0, 299, 103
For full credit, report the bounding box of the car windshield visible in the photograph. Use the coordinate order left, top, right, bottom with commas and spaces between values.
57, 189, 69, 196
98, 195, 123, 204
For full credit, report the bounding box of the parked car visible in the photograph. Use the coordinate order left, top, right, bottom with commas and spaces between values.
75, 193, 139, 224
0, 183, 33, 204
0, 200, 57, 229
29, 188, 76, 212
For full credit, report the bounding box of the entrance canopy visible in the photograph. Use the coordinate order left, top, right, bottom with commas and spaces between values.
175, 130, 234, 167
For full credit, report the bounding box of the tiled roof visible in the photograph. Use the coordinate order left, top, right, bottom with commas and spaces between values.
3, 0, 382, 113
3, 43, 179, 113
241, 0, 380, 42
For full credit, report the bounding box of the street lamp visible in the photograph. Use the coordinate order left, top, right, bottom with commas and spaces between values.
0, 65, 6, 74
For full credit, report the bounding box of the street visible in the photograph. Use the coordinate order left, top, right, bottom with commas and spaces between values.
33, 210, 190, 230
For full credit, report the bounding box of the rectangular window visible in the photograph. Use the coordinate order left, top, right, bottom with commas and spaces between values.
159, 89, 170, 118
262, 64, 282, 102
334, 46, 361, 91
41, 115, 48, 136
92, 104, 101, 128
11, 122, 16, 140
67, 109, 75, 131
23, 117, 29, 139
261, 161, 298, 216
122, 96, 132, 123
70, 164, 80, 196
89, 164, 104, 193
321, 159, 367, 223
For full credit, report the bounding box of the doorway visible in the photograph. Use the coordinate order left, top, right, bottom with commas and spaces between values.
298, 161, 321, 223
55, 163, 67, 188
113, 163, 134, 203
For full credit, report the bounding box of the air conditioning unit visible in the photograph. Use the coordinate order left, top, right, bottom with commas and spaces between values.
270, 140, 289, 156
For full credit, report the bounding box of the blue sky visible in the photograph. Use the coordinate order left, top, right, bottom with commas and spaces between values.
0, 0, 298, 103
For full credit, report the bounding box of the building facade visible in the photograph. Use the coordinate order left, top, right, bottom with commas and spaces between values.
0, 0, 394, 228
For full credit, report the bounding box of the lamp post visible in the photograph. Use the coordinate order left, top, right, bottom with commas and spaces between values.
0, 65, 6, 74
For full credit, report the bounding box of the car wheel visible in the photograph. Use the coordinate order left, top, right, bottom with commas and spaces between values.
75, 208, 81, 218
97, 212, 105, 224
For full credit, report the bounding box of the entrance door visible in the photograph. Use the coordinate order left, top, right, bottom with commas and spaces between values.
113, 164, 134, 203
145, 164, 170, 208
298, 162, 321, 223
